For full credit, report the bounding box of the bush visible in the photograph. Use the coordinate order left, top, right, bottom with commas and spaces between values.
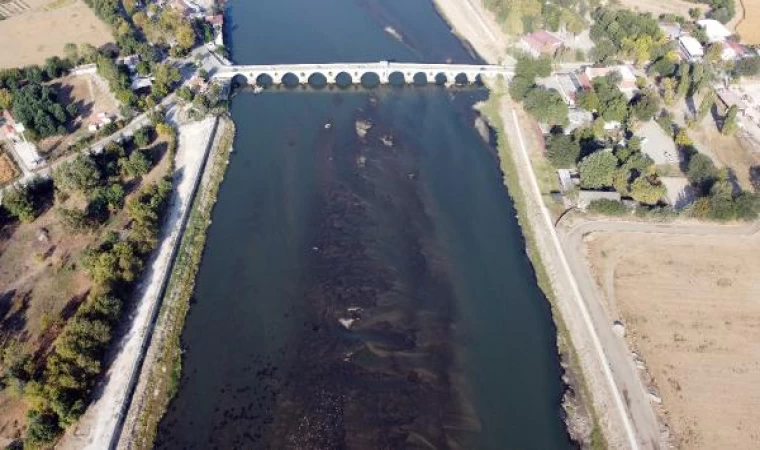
587, 198, 629, 216
25, 409, 61, 446
546, 132, 580, 168
579, 151, 618, 188
3, 185, 37, 222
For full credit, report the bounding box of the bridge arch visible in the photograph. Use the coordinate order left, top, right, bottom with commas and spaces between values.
334, 71, 353, 87
280, 72, 302, 86
360, 71, 381, 87
388, 71, 407, 86
412, 72, 428, 85
231, 73, 250, 87
255, 73, 273, 87
307, 72, 328, 87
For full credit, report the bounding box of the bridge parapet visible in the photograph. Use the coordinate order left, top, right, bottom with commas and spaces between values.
211, 61, 515, 86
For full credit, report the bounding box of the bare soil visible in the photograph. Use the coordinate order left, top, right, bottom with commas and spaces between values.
0, 0, 112, 69
0, 153, 20, 185
737, 0, 760, 43
584, 231, 760, 449
616, 0, 708, 20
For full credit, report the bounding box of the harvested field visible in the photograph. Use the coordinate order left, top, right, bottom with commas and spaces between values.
584, 230, 760, 449
737, 0, 760, 43
616, 0, 707, 20
0, 0, 112, 69
0, 152, 20, 185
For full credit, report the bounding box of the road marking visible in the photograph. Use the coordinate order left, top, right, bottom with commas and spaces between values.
510, 108, 640, 450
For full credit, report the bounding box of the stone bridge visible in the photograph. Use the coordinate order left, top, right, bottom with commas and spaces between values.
211, 61, 516, 85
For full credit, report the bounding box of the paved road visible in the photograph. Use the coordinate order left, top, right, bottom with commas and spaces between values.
559, 217, 760, 448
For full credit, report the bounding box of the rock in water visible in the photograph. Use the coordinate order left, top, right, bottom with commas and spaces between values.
355, 119, 372, 138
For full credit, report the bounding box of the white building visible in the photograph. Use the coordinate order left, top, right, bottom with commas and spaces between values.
679, 36, 704, 61
697, 19, 732, 43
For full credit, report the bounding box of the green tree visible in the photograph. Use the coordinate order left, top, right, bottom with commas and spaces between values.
54, 155, 102, 194
56, 207, 93, 233
545, 132, 580, 167
523, 88, 568, 125
11, 83, 70, 139
697, 90, 716, 121
722, 105, 738, 135
687, 153, 718, 190
3, 185, 37, 222
676, 64, 691, 98
630, 176, 666, 204
25, 409, 61, 446
630, 88, 660, 122
0, 88, 12, 110
661, 77, 676, 106
579, 151, 618, 188
133, 126, 152, 148
120, 150, 153, 178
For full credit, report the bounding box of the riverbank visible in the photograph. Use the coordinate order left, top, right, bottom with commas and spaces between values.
116, 116, 235, 450
431, 0, 636, 448
57, 113, 220, 450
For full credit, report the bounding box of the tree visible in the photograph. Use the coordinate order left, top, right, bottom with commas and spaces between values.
151, 63, 181, 98
689, 7, 702, 19
591, 76, 628, 122
630, 176, 666, 204
676, 64, 691, 98
579, 151, 618, 188
133, 126, 152, 148
545, 132, 580, 167
722, 105, 738, 135
661, 77, 676, 106
697, 90, 716, 121
54, 155, 102, 194
576, 89, 600, 112
0, 88, 12, 110
687, 153, 718, 190
675, 129, 693, 147
11, 83, 71, 139
177, 86, 194, 102
3, 185, 37, 222
120, 150, 153, 178
25, 409, 61, 446
630, 89, 660, 122
64, 43, 79, 64
57, 207, 93, 233
523, 88, 568, 125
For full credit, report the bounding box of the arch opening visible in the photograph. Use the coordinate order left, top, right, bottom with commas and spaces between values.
231, 74, 249, 88
308, 72, 328, 88
413, 72, 428, 86
255, 73, 273, 87
454, 73, 469, 85
360, 72, 380, 88
388, 71, 406, 86
334, 72, 353, 88
434, 73, 448, 86
280, 72, 301, 88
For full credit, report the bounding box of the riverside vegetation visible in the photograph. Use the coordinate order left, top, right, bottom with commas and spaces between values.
0, 119, 178, 446
124, 117, 234, 449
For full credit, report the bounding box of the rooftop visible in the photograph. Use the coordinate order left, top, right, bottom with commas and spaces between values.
521, 31, 563, 53
697, 19, 732, 42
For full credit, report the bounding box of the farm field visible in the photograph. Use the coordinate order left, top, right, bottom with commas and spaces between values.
584, 230, 760, 449
0, 152, 20, 185
616, 0, 707, 20
738, 0, 760, 44
0, 0, 112, 69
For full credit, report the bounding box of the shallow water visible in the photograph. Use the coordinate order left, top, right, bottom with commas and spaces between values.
156, 1, 571, 449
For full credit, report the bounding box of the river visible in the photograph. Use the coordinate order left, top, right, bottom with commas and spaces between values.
155, 0, 571, 448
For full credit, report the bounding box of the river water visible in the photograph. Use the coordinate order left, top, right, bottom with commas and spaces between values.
156, 0, 571, 448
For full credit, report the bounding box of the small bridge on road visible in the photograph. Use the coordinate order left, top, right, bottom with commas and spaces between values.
212, 61, 516, 86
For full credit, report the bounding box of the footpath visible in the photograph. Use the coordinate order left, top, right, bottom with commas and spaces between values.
58, 114, 219, 450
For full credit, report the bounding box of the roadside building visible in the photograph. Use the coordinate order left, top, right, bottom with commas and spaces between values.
679, 36, 704, 61
697, 19, 733, 43
720, 41, 750, 61
87, 112, 114, 133
638, 120, 678, 165
520, 30, 563, 57
659, 22, 681, 41
579, 65, 638, 98
578, 190, 622, 209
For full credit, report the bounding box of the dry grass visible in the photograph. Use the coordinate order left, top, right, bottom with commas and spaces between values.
0, 0, 112, 69
585, 231, 760, 449
36, 73, 120, 160
737, 0, 760, 43
689, 114, 760, 190
0, 153, 20, 185
616, 0, 708, 20
0, 136, 169, 442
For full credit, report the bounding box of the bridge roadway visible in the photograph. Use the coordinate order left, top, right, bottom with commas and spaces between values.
212, 60, 516, 85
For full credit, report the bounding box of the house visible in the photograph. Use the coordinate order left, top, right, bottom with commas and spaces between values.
659, 22, 681, 40
679, 36, 704, 61
205, 14, 224, 29
565, 108, 594, 134
579, 65, 638, 97
697, 19, 732, 43
520, 31, 563, 57
578, 190, 622, 209
720, 41, 750, 61
638, 120, 678, 165
117, 55, 140, 74
87, 112, 114, 133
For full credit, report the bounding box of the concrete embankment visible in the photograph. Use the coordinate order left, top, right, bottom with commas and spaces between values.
431, 0, 658, 448
58, 114, 220, 450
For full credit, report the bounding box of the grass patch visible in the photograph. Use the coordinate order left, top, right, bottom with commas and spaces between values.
43, 0, 75, 11
479, 82, 608, 450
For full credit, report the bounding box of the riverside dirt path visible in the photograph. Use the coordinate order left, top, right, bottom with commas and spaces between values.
57, 114, 219, 450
